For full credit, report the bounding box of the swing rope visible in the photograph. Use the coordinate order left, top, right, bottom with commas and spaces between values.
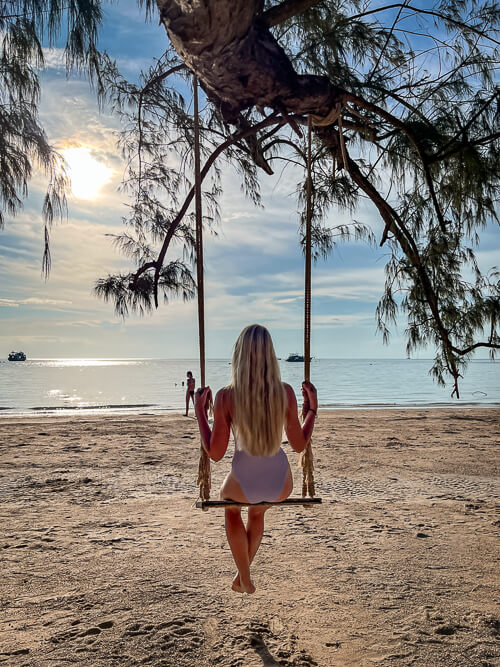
194, 100, 318, 508
193, 75, 211, 503
300, 114, 315, 499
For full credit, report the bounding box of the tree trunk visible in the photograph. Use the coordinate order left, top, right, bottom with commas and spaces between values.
156, 0, 343, 121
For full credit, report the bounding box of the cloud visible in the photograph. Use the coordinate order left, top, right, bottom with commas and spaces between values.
0, 211, 130, 318
67, 319, 121, 328
0, 334, 85, 345
312, 313, 374, 328
38, 76, 121, 160
475, 247, 500, 272
0, 297, 72, 308
224, 265, 386, 303
42, 48, 66, 71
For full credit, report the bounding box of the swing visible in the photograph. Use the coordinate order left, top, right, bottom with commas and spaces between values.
191, 78, 321, 510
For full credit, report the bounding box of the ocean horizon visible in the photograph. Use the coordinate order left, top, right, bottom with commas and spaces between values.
1, 357, 498, 416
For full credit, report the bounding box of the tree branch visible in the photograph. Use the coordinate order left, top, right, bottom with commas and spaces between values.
319, 128, 462, 389
428, 131, 500, 164
129, 113, 285, 305
263, 0, 324, 27
347, 4, 500, 45
452, 341, 500, 355
344, 91, 447, 230
430, 91, 499, 163
366, 0, 410, 83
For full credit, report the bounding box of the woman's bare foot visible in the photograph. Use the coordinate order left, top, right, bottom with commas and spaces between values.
231, 573, 255, 594
231, 574, 244, 593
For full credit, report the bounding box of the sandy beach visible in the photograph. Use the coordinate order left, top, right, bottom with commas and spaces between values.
1, 408, 498, 666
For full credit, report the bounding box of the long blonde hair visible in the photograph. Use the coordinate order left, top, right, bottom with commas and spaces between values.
229, 324, 287, 457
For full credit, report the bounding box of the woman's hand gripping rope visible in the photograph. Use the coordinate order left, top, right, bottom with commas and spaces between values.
195, 386, 213, 417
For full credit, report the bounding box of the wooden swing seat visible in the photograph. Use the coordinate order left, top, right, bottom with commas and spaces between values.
196, 497, 322, 509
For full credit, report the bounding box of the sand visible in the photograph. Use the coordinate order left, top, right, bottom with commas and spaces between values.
0, 408, 499, 666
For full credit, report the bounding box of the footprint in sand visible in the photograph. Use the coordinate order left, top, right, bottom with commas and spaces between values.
50, 619, 114, 646
119, 616, 204, 664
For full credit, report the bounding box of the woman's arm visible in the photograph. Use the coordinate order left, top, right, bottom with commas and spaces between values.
283, 382, 317, 453
195, 387, 231, 461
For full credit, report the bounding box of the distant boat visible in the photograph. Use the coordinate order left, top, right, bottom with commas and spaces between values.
8, 351, 26, 361
286, 353, 304, 362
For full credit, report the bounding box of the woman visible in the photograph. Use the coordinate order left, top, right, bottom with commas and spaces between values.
184, 370, 196, 416
195, 324, 318, 594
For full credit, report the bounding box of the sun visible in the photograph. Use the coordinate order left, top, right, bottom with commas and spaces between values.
61, 147, 113, 200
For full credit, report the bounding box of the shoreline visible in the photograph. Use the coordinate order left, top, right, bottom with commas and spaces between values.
1, 401, 499, 419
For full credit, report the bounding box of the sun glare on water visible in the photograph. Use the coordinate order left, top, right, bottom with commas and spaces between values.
61, 147, 113, 199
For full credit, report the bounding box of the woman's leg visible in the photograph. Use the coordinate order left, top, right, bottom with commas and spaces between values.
233, 466, 294, 589
248, 467, 293, 553
220, 473, 255, 593
231, 508, 267, 592
224, 507, 255, 594
246, 505, 268, 565
243, 467, 293, 566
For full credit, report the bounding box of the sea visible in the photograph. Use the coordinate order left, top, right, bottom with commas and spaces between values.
0, 358, 498, 417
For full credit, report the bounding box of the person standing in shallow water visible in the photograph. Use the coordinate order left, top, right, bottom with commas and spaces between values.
185, 371, 196, 417
195, 324, 317, 594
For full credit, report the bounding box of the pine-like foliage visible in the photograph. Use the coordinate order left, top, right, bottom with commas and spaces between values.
90, 49, 251, 315
267, 0, 499, 394
292, 0, 499, 394
0, 0, 103, 273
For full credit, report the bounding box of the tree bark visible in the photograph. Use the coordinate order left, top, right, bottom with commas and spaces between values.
156, 0, 344, 121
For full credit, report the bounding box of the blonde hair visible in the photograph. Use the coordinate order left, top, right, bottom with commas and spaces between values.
229, 324, 287, 457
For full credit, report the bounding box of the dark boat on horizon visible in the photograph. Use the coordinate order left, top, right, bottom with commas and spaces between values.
286, 353, 304, 362
8, 351, 26, 361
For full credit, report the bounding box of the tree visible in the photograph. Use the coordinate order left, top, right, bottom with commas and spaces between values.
104, 0, 497, 395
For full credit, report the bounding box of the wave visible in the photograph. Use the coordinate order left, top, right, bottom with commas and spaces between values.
29, 403, 158, 411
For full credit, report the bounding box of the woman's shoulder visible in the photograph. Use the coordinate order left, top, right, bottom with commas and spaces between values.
216, 386, 233, 399
215, 387, 233, 415
282, 382, 298, 410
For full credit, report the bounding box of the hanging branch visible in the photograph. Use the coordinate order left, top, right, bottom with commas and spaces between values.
128, 112, 286, 306
330, 135, 467, 395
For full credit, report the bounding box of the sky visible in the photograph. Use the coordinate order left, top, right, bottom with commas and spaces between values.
1, 1, 498, 360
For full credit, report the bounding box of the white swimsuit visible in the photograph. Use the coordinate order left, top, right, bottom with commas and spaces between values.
231, 431, 289, 503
